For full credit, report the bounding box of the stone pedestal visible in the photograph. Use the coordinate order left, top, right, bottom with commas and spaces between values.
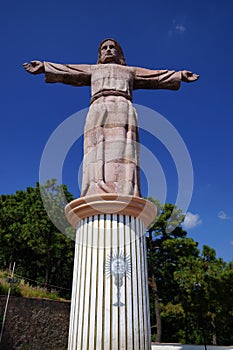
65, 194, 157, 350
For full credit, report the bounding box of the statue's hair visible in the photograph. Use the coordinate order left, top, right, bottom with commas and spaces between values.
97, 38, 126, 65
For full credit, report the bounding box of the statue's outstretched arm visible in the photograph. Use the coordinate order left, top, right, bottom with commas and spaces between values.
23, 61, 91, 86
23, 61, 45, 75
181, 70, 199, 82
134, 67, 199, 91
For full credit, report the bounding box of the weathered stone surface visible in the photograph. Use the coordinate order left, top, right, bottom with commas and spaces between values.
0, 296, 70, 350
23, 38, 199, 198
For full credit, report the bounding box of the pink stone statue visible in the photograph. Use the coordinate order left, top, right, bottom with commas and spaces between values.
23, 39, 199, 198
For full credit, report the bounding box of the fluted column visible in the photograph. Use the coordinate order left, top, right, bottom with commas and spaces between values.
66, 195, 157, 350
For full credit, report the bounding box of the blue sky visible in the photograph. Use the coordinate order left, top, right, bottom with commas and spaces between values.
1, 0, 233, 261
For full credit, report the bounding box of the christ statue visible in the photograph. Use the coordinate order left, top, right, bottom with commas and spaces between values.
23, 38, 198, 198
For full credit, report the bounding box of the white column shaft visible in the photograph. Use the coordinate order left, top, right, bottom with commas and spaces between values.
68, 214, 151, 350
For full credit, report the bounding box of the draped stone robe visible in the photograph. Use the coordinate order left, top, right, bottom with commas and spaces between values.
44, 62, 182, 197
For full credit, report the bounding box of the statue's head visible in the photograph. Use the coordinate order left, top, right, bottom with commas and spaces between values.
97, 39, 126, 65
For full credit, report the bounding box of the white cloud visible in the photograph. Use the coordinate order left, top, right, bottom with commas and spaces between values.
168, 20, 187, 36
175, 25, 186, 33
230, 241, 233, 246
218, 211, 232, 221
182, 212, 202, 230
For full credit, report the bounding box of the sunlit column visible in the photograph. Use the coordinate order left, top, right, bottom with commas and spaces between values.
66, 195, 156, 350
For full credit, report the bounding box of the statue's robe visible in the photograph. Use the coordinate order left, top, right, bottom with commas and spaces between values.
44, 62, 182, 197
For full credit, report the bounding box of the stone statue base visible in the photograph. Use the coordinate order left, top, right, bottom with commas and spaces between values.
65, 195, 156, 350
65, 194, 157, 229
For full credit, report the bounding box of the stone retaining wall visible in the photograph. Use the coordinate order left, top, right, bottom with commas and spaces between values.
0, 296, 70, 350
1, 296, 232, 350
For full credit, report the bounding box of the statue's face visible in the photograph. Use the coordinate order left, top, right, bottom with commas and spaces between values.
100, 40, 120, 64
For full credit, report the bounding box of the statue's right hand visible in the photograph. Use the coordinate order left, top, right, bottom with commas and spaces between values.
23, 60, 44, 74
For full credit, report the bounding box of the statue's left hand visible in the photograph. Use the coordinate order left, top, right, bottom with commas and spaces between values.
23, 60, 45, 74
182, 70, 199, 82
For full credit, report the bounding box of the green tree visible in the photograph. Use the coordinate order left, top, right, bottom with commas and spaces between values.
0, 181, 75, 298
174, 245, 233, 345
146, 199, 233, 345
146, 200, 191, 342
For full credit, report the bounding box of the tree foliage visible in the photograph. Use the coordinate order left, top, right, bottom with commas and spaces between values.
147, 199, 233, 345
0, 181, 75, 298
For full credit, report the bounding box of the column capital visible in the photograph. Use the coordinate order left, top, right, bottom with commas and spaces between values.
65, 194, 157, 228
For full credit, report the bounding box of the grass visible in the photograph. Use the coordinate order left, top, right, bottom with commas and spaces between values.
0, 270, 67, 301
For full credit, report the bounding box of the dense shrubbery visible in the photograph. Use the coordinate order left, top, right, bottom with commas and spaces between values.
0, 273, 64, 300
